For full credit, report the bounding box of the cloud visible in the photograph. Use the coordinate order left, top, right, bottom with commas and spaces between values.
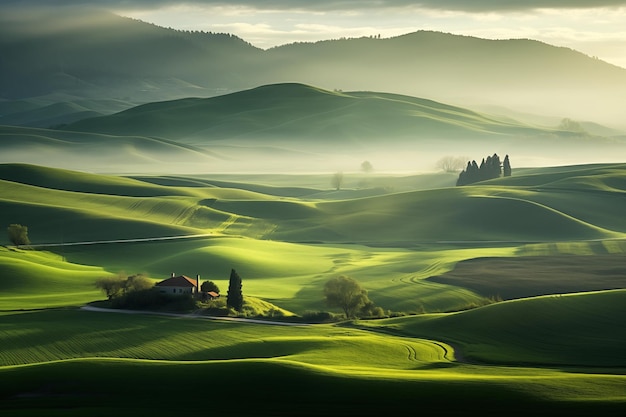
4, 1, 626, 13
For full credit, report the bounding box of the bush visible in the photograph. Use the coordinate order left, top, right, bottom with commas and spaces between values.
111, 290, 197, 312
7, 224, 30, 247
302, 311, 342, 323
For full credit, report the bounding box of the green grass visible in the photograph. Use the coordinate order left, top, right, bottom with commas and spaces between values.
1, 163, 626, 416
428, 253, 626, 299
2, 358, 624, 417
2, 162, 626, 315
0, 247, 105, 310
359, 289, 626, 367
0, 309, 450, 367
0, 309, 624, 416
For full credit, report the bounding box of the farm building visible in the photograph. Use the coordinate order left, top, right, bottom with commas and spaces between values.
155, 273, 199, 295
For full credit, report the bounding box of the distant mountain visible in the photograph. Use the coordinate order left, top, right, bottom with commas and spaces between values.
261, 32, 626, 127
0, 8, 261, 102
2, 8, 626, 128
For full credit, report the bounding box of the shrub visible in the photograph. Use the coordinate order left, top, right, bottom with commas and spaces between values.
7, 224, 30, 247
302, 311, 342, 323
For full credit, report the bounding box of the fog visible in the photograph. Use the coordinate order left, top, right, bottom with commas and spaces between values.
2, 134, 624, 177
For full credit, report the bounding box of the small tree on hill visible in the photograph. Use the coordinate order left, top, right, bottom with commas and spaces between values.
331, 171, 344, 191
323, 275, 375, 319
7, 224, 30, 247
227, 269, 243, 312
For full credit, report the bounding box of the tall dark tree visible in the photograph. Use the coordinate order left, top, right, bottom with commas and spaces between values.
503, 155, 512, 177
227, 269, 243, 312
491, 153, 502, 178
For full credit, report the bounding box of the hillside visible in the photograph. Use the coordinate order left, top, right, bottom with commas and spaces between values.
362, 289, 626, 367
64, 83, 547, 143
2, 163, 625, 248
1, 161, 626, 316
59, 83, 626, 171
2, 8, 626, 128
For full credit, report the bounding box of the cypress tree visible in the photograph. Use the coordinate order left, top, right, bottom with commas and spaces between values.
227, 269, 243, 312
503, 155, 512, 177
491, 153, 502, 178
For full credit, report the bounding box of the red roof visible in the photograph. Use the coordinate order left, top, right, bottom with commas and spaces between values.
206, 291, 220, 298
155, 275, 197, 288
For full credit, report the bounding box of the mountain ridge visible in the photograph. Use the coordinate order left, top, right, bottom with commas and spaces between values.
2, 9, 626, 128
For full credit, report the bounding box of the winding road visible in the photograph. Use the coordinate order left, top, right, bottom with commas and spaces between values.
81, 305, 310, 326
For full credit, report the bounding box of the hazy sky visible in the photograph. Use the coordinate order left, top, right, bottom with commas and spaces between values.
7, 1, 626, 68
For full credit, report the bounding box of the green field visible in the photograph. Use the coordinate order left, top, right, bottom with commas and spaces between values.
1, 162, 625, 415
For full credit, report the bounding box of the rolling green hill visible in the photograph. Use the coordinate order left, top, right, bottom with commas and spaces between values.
55, 83, 626, 171
362, 289, 626, 367
3, 163, 624, 247
1, 162, 625, 314
64, 83, 557, 144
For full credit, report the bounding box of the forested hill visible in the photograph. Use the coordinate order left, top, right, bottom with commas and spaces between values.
2, 7, 626, 127
0, 8, 261, 102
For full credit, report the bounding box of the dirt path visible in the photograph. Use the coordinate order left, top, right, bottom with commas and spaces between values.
81, 305, 310, 326
30, 233, 215, 248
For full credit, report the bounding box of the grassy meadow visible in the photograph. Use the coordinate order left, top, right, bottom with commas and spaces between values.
1, 162, 625, 415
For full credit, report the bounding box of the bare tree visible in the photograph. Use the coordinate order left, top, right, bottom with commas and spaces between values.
436, 156, 467, 173
95, 276, 126, 300
331, 171, 344, 190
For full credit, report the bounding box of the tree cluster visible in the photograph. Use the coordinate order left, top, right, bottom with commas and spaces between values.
95, 273, 153, 300
456, 153, 511, 186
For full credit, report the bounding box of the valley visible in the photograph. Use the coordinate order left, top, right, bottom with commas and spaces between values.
1, 6, 625, 415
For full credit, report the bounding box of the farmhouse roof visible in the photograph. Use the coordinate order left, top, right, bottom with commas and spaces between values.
206, 291, 220, 298
155, 275, 198, 288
